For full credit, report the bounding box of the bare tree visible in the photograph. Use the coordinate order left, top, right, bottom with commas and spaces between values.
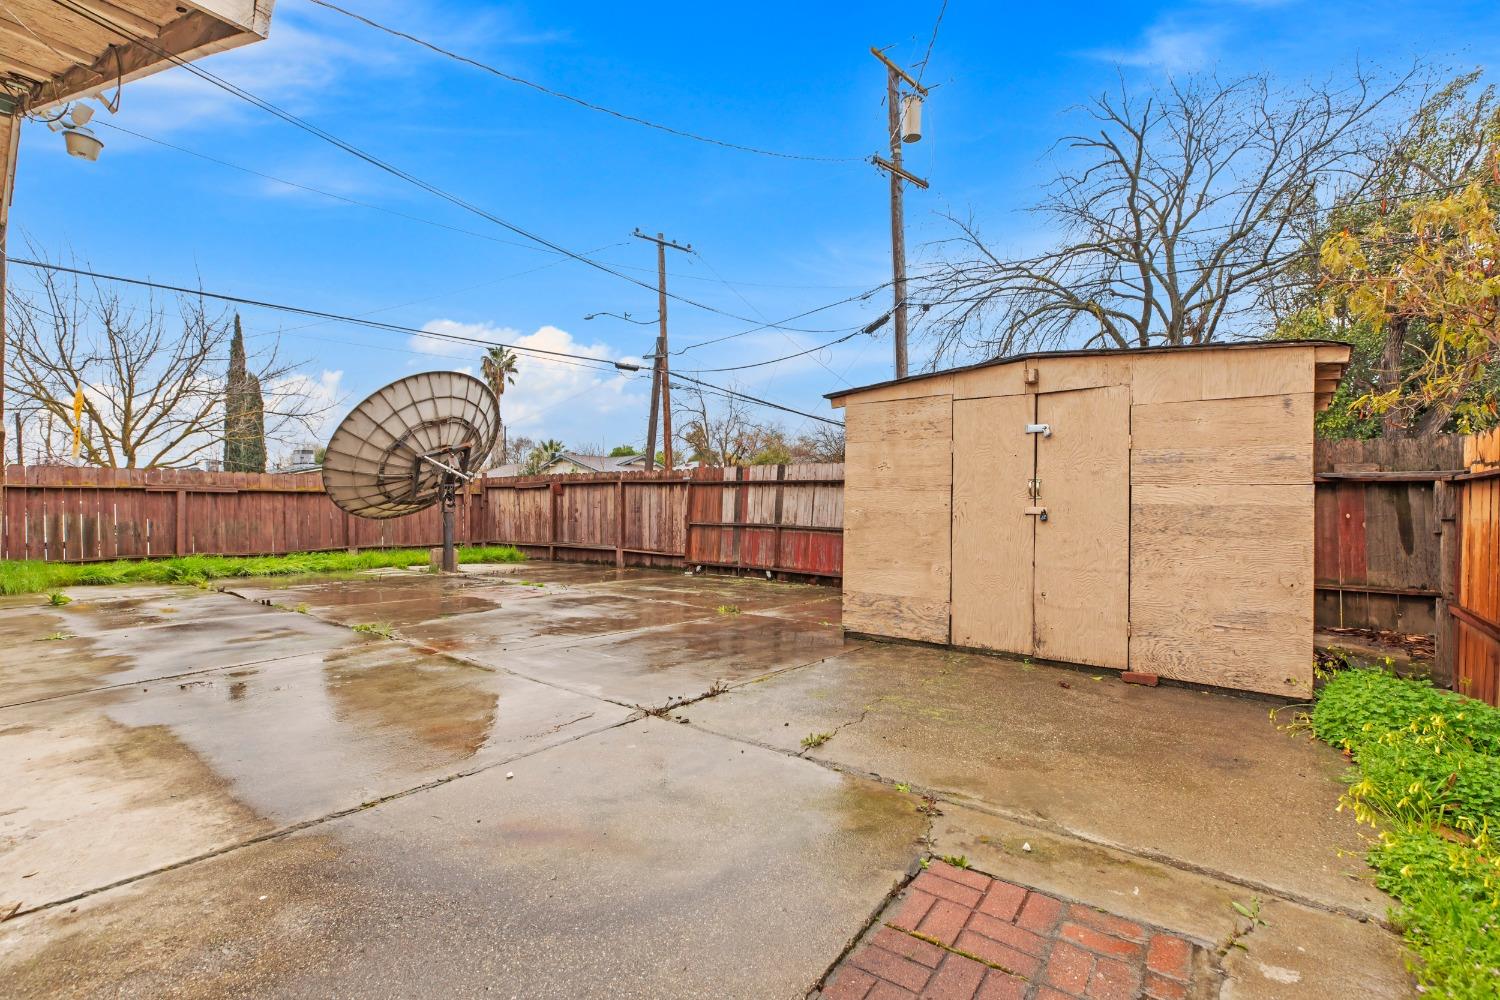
791, 423, 845, 463
5, 259, 330, 468
920, 69, 1418, 361
674, 388, 779, 467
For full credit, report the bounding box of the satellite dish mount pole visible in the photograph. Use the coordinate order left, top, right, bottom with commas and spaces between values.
421, 452, 472, 574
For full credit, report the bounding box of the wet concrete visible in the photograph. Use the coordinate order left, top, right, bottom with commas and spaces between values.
0, 586, 352, 706
2, 720, 923, 999
2, 641, 630, 909
0, 563, 1413, 997
686, 641, 1386, 918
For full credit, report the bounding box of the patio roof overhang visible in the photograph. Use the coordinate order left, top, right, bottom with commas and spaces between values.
3, 0, 274, 114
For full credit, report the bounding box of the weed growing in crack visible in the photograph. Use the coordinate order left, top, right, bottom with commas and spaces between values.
895, 782, 911, 793
715, 604, 741, 615
801, 731, 832, 749
939, 855, 971, 870
352, 622, 396, 640
915, 795, 943, 817
36, 631, 70, 641
707, 679, 730, 697
1219, 898, 1267, 954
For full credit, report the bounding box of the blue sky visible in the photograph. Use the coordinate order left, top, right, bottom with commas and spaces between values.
14, 0, 1497, 456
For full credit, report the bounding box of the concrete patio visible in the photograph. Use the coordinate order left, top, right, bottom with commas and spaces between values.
0, 562, 1413, 998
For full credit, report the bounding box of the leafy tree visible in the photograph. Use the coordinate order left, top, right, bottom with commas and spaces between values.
521, 438, 565, 475
1300, 72, 1500, 436
608, 444, 640, 457
1318, 98, 1499, 434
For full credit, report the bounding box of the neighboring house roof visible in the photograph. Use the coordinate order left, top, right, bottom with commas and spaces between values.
481, 453, 696, 478
545, 453, 650, 473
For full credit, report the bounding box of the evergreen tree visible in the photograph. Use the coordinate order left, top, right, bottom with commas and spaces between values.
223, 315, 267, 472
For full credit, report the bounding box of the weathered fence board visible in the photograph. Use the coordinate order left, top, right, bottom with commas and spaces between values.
1, 464, 843, 583
1455, 427, 1500, 703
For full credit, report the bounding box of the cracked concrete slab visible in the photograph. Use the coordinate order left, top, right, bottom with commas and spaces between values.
0, 586, 353, 707
1, 641, 631, 911
685, 641, 1387, 918
0, 563, 1419, 998
1, 719, 924, 1000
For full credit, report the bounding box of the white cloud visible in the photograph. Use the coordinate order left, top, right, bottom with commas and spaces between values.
406, 320, 647, 445
267, 368, 345, 443
1084, 24, 1224, 73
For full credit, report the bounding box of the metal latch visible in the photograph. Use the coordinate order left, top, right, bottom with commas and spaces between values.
1025, 423, 1051, 438
1024, 506, 1048, 522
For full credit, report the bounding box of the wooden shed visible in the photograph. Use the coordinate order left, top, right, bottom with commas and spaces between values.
828, 341, 1351, 697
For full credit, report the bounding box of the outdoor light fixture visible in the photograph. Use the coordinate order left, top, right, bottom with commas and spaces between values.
63, 127, 103, 161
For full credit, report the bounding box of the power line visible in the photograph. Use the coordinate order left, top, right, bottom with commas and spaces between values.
664, 371, 842, 427
93, 120, 879, 293
672, 281, 893, 354
307, 0, 861, 164
914, 0, 948, 86
12, 256, 841, 425
686, 247, 855, 385
12, 256, 630, 372
46, 0, 853, 335
679, 329, 868, 373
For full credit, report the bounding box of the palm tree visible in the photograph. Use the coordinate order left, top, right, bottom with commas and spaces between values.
523, 438, 566, 475
480, 347, 519, 465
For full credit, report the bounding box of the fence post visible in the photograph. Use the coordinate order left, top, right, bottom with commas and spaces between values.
548, 481, 560, 561
174, 489, 187, 556
615, 478, 625, 567
681, 470, 695, 568
1434, 479, 1459, 690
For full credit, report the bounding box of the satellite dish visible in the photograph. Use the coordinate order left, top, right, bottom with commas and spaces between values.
321, 371, 499, 570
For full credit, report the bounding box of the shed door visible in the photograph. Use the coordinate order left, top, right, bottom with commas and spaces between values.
950, 386, 1131, 669
952, 395, 1035, 652
1032, 385, 1131, 669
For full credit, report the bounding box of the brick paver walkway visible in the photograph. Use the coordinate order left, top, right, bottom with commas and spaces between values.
821, 861, 1208, 1000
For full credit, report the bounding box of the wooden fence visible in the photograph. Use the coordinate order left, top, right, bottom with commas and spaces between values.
0, 463, 845, 582
1314, 430, 1500, 703
5, 436, 1497, 702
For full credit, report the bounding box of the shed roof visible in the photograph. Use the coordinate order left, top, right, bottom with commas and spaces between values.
827, 339, 1352, 408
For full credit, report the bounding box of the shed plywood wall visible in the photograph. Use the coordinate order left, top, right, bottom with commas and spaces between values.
1127, 358, 1317, 696
836, 344, 1326, 697
843, 394, 953, 643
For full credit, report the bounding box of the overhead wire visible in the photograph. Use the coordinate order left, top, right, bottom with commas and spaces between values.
305, 0, 861, 164
11, 256, 842, 423
45, 0, 856, 334
914, 0, 948, 86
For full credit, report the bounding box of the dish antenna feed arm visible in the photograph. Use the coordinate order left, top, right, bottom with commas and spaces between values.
320, 372, 500, 574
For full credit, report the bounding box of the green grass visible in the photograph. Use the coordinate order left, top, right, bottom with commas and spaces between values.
0, 546, 526, 597
1308, 668, 1500, 999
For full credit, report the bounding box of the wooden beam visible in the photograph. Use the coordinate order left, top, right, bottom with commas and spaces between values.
66, 0, 162, 38
0, 18, 93, 65
0, 52, 52, 80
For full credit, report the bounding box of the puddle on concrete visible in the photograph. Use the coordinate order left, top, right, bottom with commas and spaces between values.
323, 648, 498, 758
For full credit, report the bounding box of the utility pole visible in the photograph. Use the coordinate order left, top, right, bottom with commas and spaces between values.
633, 229, 692, 470
870, 46, 929, 380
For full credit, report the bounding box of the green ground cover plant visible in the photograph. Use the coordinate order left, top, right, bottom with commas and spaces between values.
1309, 668, 1500, 999
0, 546, 525, 596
